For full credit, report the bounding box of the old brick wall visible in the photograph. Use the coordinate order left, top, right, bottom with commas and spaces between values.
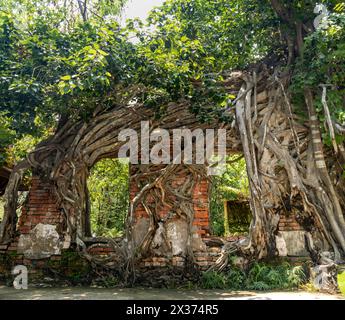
0, 177, 66, 281
128, 164, 217, 270
192, 178, 210, 237
130, 164, 210, 237
278, 214, 303, 231
17, 177, 64, 235
0, 168, 311, 281
0, 166, 219, 279
0, 176, 64, 255
277, 212, 309, 257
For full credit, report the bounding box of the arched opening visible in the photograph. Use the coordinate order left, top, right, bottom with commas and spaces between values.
86, 158, 130, 238
209, 154, 250, 239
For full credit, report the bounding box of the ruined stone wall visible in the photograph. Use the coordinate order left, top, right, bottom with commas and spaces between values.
0, 177, 67, 282
276, 213, 309, 257
0, 167, 222, 281
0, 177, 64, 257
278, 214, 304, 232
0, 170, 312, 282
129, 162, 222, 270
130, 165, 211, 238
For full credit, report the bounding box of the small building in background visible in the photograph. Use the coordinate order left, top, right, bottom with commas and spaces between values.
223, 198, 251, 236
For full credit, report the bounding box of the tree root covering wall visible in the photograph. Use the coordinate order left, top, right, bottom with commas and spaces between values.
0, 165, 225, 285
129, 164, 211, 257
0, 239, 224, 287
0, 69, 344, 291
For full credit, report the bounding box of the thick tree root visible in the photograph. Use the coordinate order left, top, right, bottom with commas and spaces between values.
1, 69, 344, 284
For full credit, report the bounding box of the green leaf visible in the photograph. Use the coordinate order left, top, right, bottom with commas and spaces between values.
60, 75, 71, 81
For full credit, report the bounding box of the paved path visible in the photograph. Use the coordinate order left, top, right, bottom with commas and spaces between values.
0, 286, 344, 300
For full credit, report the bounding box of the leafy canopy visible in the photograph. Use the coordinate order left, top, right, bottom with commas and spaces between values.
0, 0, 277, 144
0, 0, 344, 163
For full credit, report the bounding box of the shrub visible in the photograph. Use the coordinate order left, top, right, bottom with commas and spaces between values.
200, 271, 228, 289
337, 271, 345, 296
246, 281, 271, 291
200, 262, 306, 291
245, 262, 306, 290
226, 268, 246, 290
287, 265, 306, 287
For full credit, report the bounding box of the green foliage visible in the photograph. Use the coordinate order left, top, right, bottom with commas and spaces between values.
245, 262, 306, 290
0, 0, 279, 148
210, 155, 249, 236
200, 270, 228, 289
0, 112, 15, 164
51, 249, 91, 284
0, 0, 127, 27
292, 8, 345, 139
200, 262, 306, 291
88, 158, 129, 237
338, 271, 345, 296
226, 268, 246, 290
0, 1, 128, 163
0, 0, 344, 162
226, 203, 252, 235
93, 274, 119, 288
136, 0, 279, 123
3, 0, 343, 165
145, 0, 278, 73
0, 10, 133, 132
0, 113, 52, 166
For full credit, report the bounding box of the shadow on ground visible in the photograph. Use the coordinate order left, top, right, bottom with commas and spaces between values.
0, 286, 343, 300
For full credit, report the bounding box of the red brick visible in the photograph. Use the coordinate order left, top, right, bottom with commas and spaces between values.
194, 212, 209, 219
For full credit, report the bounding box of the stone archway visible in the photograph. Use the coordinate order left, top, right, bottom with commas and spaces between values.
1, 69, 345, 283
0, 86, 242, 274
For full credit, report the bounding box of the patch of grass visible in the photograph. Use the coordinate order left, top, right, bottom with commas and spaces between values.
338, 272, 345, 296
200, 262, 307, 291
201, 271, 228, 289
226, 268, 246, 290
93, 275, 119, 288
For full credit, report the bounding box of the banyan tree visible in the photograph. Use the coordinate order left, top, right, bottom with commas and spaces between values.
0, 0, 344, 291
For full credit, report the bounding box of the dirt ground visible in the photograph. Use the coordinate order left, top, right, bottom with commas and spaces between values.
0, 286, 344, 300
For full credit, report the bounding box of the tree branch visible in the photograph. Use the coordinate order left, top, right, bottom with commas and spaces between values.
270, 0, 293, 25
